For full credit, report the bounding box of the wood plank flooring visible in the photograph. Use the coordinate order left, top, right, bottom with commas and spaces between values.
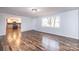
0, 30, 79, 51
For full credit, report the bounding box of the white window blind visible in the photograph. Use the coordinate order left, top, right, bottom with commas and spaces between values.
42, 16, 60, 28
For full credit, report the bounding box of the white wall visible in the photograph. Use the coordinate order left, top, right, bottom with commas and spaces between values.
21, 17, 34, 31
34, 10, 79, 39
0, 13, 34, 36
0, 15, 6, 36
78, 9, 79, 38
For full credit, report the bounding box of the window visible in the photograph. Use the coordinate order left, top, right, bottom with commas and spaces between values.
42, 16, 60, 28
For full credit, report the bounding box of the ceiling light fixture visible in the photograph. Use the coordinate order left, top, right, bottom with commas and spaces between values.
32, 8, 40, 12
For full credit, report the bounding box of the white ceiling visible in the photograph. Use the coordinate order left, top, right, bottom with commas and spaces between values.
0, 7, 78, 17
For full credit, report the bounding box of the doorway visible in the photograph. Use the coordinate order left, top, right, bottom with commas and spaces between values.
5, 17, 21, 50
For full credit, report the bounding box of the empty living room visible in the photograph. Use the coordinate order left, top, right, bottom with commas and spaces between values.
0, 7, 79, 51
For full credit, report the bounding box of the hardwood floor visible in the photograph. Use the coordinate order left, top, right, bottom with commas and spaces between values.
0, 30, 79, 51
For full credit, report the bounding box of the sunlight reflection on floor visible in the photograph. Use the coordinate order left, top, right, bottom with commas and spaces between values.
42, 36, 59, 51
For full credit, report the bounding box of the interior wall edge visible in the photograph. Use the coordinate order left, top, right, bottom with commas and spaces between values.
33, 30, 79, 40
